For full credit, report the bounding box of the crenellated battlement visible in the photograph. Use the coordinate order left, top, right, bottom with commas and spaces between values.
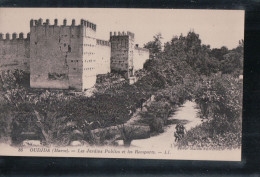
110, 31, 135, 38
30, 18, 97, 31
80, 19, 97, 31
0, 32, 30, 40
96, 39, 110, 46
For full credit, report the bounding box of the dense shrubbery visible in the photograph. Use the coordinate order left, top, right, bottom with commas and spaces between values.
139, 81, 195, 133
177, 75, 242, 149
139, 100, 170, 133
0, 72, 80, 145
144, 31, 243, 149
0, 69, 161, 145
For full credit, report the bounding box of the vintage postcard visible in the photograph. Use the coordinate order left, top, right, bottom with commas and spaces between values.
0, 8, 244, 161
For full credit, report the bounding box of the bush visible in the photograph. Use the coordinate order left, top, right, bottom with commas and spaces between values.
117, 124, 140, 147
139, 100, 169, 132
178, 121, 241, 150
177, 74, 242, 149
149, 118, 164, 133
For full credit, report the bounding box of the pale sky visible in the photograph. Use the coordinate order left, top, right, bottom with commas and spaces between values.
0, 8, 244, 49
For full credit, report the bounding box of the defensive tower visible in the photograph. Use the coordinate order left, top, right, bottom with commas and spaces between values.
29, 18, 97, 91
110, 31, 135, 78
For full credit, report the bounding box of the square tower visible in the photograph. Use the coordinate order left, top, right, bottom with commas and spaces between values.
110, 31, 135, 78
30, 18, 97, 91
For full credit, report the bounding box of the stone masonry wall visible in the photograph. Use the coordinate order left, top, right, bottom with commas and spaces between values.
82, 20, 97, 91
128, 32, 135, 77
0, 33, 30, 72
133, 45, 149, 71
0, 18, 148, 91
96, 39, 110, 75
30, 19, 97, 91
110, 31, 135, 78
30, 19, 84, 90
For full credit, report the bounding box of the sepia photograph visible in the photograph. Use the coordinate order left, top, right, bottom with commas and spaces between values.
0, 8, 244, 161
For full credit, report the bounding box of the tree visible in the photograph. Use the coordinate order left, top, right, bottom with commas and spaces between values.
220, 41, 243, 76
33, 110, 79, 146
210, 46, 229, 61
162, 31, 223, 76
144, 33, 163, 58
117, 124, 140, 147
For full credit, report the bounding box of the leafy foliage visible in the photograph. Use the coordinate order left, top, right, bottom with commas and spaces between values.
178, 75, 242, 149
117, 124, 140, 147
143, 31, 243, 149
144, 33, 163, 59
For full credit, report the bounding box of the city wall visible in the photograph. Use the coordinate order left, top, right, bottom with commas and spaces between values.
96, 39, 110, 75
128, 32, 135, 77
0, 33, 30, 72
0, 18, 149, 90
82, 26, 97, 91
133, 45, 149, 71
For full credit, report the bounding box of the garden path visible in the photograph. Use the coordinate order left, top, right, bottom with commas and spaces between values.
124, 95, 155, 126
117, 101, 202, 148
